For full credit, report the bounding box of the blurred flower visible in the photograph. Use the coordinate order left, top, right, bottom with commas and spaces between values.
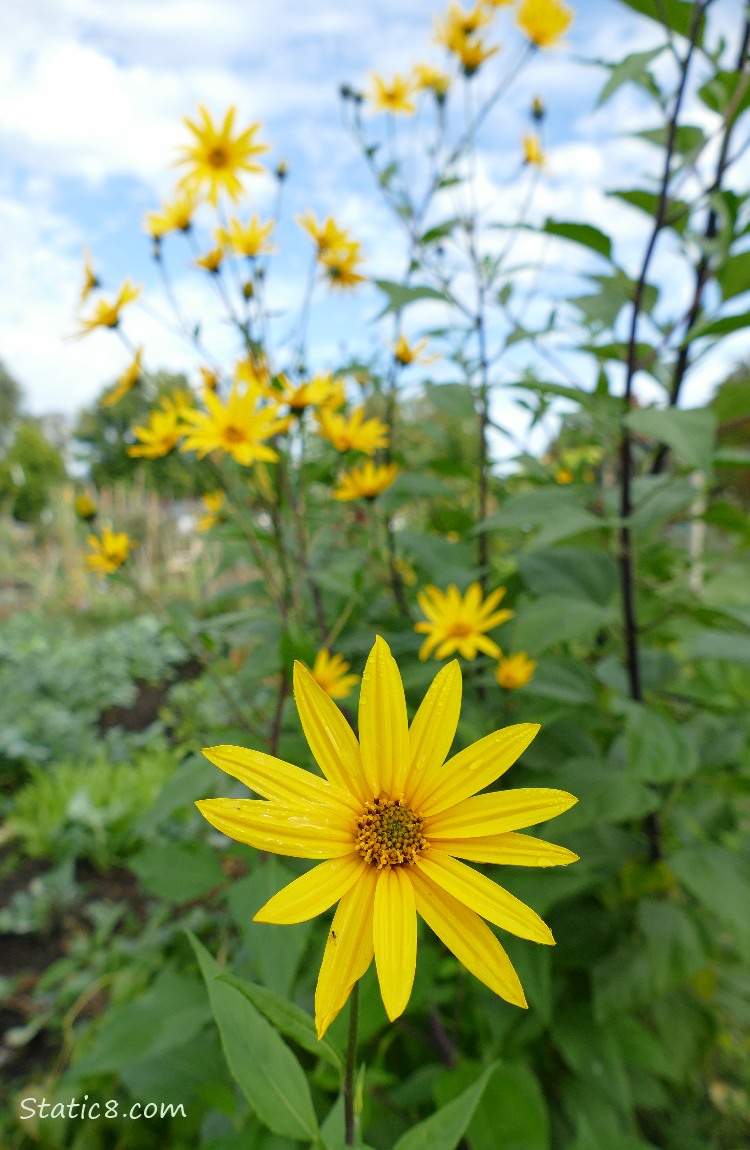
318, 407, 389, 454
415, 583, 513, 661
532, 95, 545, 120
554, 467, 574, 484
195, 246, 224, 273
219, 214, 275, 258
144, 191, 198, 239
86, 529, 132, 576
277, 373, 345, 415
176, 105, 268, 204
333, 460, 399, 501
523, 133, 545, 166
163, 387, 197, 419
483, 0, 513, 6
74, 493, 97, 522
368, 73, 417, 115
200, 367, 220, 392
235, 353, 272, 389
413, 63, 451, 100
309, 649, 359, 699
79, 247, 99, 304
435, 2, 492, 45
453, 34, 500, 75
393, 334, 439, 366
196, 637, 578, 1035
496, 651, 536, 690
75, 279, 141, 338
319, 241, 366, 290
296, 211, 352, 256
101, 348, 144, 407
196, 491, 226, 531
128, 400, 182, 459
179, 383, 287, 466
516, 0, 573, 48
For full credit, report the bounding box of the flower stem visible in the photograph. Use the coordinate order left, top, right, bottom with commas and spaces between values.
344, 981, 360, 1146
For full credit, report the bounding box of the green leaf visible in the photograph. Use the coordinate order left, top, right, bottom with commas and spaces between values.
698, 69, 750, 121
392, 1062, 497, 1150
425, 381, 475, 420
628, 475, 695, 533
374, 279, 449, 316
518, 548, 618, 605
227, 859, 313, 997
626, 407, 716, 470
596, 47, 663, 107
522, 655, 597, 705
638, 900, 707, 994
613, 3, 703, 44
669, 846, 750, 958
717, 250, 750, 301
478, 488, 604, 548
552, 1001, 632, 1112
434, 1061, 549, 1150
689, 308, 750, 340
638, 124, 704, 155
624, 703, 698, 783
714, 447, 750, 466
688, 628, 750, 666
609, 189, 689, 234
188, 932, 321, 1143
543, 220, 612, 260
129, 842, 225, 903
421, 218, 463, 245
512, 596, 613, 654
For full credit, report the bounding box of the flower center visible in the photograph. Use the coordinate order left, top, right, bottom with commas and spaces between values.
222, 424, 247, 445
355, 797, 427, 869
207, 145, 230, 169
447, 620, 473, 638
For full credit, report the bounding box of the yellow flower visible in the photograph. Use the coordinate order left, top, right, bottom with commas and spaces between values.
74, 493, 97, 522
200, 367, 220, 392
296, 212, 352, 256
276, 373, 345, 415
176, 105, 269, 204
484, 0, 513, 6
318, 407, 389, 455
144, 191, 198, 239
76, 279, 141, 338
319, 241, 366, 290
196, 491, 226, 531
234, 353, 272, 390
179, 383, 288, 466
415, 583, 514, 661
101, 347, 144, 407
516, 0, 573, 48
393, 334, 439, 366
413, 63, 451, 100
219, 214, 275, 258
453, 34, 500, 76
79, 247, 99, 304
86, 529, 132, 576
333, 461, 400, 501
196, 637, 578, 1035
496, 651, 536, 690
309, 649, 359, 699
435, 2, 492, 45
368, 73, 417, 116
523, 133, 545, 166
128, 400, 182, 459
195, 246, 224, 273
555, 467, 574, 484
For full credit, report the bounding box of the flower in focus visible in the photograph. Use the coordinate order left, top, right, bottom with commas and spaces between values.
101, 348, 144, 408
179, 383, 288, 466
86, 529, 132, 576
219, 214, 275, 258
393, 334, 439, 367
195, 246, 224, 273
516, 0, 573, 48
128, 400, 182, 459
177, 105, 269, 204
368, 73, 417, 115
415, 583, 514, 661
413, 63, 451, 101
523, 133, 545, 166
196, 491, 227, 532
74, 493, 97, 522
144, 191, 198, 239
196, 637, 578, 1036
319, 241, 366, 290
79, 247, 99, 304
496, 651, 537, 690
333, 461, 400, 502
296, 212, 352, 256
318, 407, 389, 455
75, 279, 141, 338
309, 649, 359, 699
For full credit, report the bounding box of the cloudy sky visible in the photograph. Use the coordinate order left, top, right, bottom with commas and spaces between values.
1, 0, 748, 450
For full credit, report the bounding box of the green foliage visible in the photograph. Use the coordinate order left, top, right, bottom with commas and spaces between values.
0, 417, 66, 521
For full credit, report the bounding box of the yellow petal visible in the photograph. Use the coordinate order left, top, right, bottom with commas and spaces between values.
415, 724, 540, 816
254, 854, 367, 924
359, 636, 409, 797
404, 661, 461, 806
202, 745, 357, 814
373, 867, 417, 1021
416, 850, 554, 944
437, 832, 579, 867
315, 867, 377, 1037
410, 867, 527, 1007
426, 788, 578, 839
196, 798, 354, 858
293, 661, 370, 803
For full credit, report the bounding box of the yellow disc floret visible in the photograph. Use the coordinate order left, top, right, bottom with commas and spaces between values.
355, 797, 427, 869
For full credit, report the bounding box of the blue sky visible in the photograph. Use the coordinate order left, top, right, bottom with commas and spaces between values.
1, 0, 747, 457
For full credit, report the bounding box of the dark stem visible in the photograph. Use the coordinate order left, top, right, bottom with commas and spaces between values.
344, 981, 360, 1146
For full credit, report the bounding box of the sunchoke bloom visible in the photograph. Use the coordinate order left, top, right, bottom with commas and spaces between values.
296, 212, 352, 256
393, 334, 439, 366
454, 34, 500, 76
333, 461, 400, 501
196, 491, 226, 532
484, 0, 513, 6
128, 401, 182, 459
219, 214, 275, 258
415, 583, 513, 661
523, 133, 545, 166
319, 241, 366, 290
144, 191, 197, 239
196, 638, 578, 1036
75, 279, 141, 337
496, 651, 537, 690
195, 246, 224, 274
368, 73, 417, 115
310, 649, 359, 699
86, 529, 132, 576
79, 247, 99, 304
199, 367, 220, 393
318, 407, 388, 455
74, 493, 97, 522
176, 106, 268, 204
555, 467, 574, 484
101, 348, 144, 408
516, 0, 573, 48
179, 383, 288, 466
277, 373, 345, 415
435, 2, 492, 46
413, 63, 451, 101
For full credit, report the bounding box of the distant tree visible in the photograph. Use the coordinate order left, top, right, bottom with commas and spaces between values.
0, 418, 66, 522
0, 360, 23, 442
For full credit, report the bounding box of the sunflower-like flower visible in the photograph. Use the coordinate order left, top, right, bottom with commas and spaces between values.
219, 214, 275, 258
144, 191, 198, 239
101, 348, 144, 408
176, 106, 269, 204
454, 34, 500, 76
413, 63, 451, 101
496, 651, 536, 690
195, 246, 224, 274
75, 279, 141, 338
309, 649, 359, 699
415, 583, 513, 661
516, 0, 573, 48
74, 493, 97, 522
523, 133, 545, 166
86, 529, 132, 576
199, 367, 220, 392
296, 212, 352, 256
435, 1, 492, 45
196, 491, 227, 532
393, 334, 439, 366
179, 383, 288, 466
368, 73, 417, 115
318, 407, 388, 455
79, 247, 99, 304
333, 461, 400, 502
196, 638, 578, 1036
128, 399, 183, 459
319, 241, 366, 290
276, 373, 345, 415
